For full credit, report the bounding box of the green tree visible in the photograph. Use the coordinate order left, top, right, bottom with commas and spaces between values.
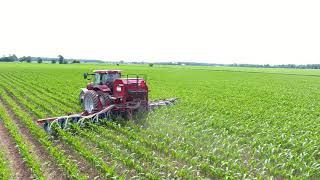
11, 54, 18, 61
0, 55, 18, 62
58, 55, 64, 64
26, 56, 32, 63
19, 56, 27, 62
51, 59, 57, 64
37, 57, 43, 63
19, 56, 32, 62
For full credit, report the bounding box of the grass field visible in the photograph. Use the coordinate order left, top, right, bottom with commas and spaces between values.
0, 63, 319, 179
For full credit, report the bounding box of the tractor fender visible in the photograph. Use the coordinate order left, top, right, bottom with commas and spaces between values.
80, 88, 88, 94
93, 85, 111, 92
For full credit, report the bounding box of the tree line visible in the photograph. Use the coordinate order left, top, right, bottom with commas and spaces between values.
154, 62, 320, 69
0, 54, 80, 64
228, 63, 320, 69
1, 55, 320, 69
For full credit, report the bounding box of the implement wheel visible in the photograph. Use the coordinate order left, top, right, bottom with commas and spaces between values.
83, 90, 99, 113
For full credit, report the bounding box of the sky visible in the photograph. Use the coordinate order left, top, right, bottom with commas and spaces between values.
0, 0, 320, 64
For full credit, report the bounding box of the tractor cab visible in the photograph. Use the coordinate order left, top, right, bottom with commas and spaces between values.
84, 70, 122, 91
84, 70, 121, 85
92, 70, 121, 85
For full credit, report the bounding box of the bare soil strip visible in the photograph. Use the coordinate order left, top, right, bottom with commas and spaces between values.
0, 97, 67, 180
5, 90, 101, 179
0, 120, 32, 179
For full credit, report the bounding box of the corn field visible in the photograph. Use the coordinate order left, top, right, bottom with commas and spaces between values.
0, 63, 320, 179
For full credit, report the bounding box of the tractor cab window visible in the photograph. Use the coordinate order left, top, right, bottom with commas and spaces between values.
94, 73, 101, 85
101, 73, 120, 84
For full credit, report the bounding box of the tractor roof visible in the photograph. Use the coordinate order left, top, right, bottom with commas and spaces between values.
93, 70, 122, 74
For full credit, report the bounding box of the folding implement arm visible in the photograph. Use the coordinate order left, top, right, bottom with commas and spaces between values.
37, 98, 178, 133
37, 105, 115, 133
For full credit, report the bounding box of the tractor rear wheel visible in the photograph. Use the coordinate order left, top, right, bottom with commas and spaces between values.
83, 90, 99, 113
97, 91, 111, 108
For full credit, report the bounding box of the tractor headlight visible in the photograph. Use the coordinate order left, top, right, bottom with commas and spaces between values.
116, 86, 122, 92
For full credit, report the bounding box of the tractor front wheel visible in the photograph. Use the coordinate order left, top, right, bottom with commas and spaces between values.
83, 90, 99, 113
79, 91, 85, 107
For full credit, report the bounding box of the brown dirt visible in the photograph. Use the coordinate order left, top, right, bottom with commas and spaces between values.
4, 89, 101, 179
0, 120, 32, 180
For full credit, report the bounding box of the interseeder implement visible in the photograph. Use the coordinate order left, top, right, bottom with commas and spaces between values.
37, 70, 177, 133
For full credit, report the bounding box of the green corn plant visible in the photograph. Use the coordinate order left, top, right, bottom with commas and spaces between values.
0, 90, 87, 180
0, 100, 44, 179
0, 149, 11, 179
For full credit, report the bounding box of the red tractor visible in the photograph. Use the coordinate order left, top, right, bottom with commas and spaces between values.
37, 69, 177, 133
79, 70, 149, 118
